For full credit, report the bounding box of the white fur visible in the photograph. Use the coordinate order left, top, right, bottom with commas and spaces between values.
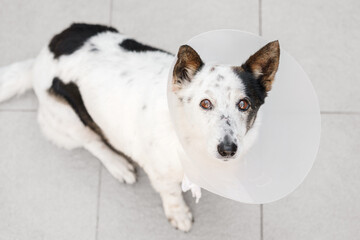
0, 30, 262, 232
0, 59, 34, 102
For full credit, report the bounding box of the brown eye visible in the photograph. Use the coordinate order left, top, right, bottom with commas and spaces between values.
200, 99, 213, 110
238, 99, 250, 111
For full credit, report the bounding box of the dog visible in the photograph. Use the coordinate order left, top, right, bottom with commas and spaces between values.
0, 23, 280, 232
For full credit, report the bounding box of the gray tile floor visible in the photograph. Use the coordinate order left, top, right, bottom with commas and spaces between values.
0, 0, 359, 239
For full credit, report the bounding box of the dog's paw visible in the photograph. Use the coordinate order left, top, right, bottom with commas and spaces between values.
166, 206, 193, 232
107, 160, 136, 184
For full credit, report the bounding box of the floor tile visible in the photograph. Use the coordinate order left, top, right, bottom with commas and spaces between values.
0, 0, 111, 110
112, 0, 259, 53
97, 167, 260, 240
0, 91, 38, 110
263, 114, 360, 240
262, 0, 360, 112
0, 112, 100, 240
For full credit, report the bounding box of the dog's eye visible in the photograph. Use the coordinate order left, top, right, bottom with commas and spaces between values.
238, 99, 250, 111
200, 99, 213, 110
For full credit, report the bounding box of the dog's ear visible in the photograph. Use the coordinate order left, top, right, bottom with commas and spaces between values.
240, 40, 280, 92
173, 45, 204, 90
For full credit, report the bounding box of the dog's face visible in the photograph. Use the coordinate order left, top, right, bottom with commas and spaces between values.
172, 41, 280, 161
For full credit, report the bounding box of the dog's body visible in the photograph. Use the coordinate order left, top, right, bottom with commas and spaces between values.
0, 24, 280, 232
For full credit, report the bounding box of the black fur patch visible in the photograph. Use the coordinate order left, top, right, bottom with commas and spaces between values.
226, 120, 231, 126
48, 77, 132, 161
49, 23, 118, 59
119, 39, 172, 55
233, 68, 267, 130
233, 69, 267, 108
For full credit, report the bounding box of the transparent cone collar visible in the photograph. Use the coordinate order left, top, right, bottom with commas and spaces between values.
167, 30, 321, 204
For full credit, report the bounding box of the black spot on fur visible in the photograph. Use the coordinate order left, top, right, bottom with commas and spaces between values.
48, 77, 132, 162
187, 97, 192, 103
226, 120, 231, 126
142, 105, 147, 110
89, 43, 99, 52
49, 23, 118, 59
217, 75, 224, 81
119, 39, 173, 55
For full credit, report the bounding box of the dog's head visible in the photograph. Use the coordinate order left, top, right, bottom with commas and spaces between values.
172, 41, 280, 161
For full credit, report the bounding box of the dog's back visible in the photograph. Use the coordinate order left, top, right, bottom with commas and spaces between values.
32, 24, 173, 166
0, 23, 181, 168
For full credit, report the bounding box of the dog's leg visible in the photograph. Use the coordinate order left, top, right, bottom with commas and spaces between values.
148, 174, 193, 232
84, 140, 136, 184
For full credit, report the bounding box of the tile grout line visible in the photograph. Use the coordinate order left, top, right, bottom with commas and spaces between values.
259, 0, 262, 36
320, 111, 360, 115
95, 166, 103, 240
259, 0, 263, 240
260, 204, 264, 240
0, 109, 37, 112
109, 0, 114, 26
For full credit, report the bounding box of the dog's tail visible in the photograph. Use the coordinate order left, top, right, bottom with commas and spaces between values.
0, 59, 34, 103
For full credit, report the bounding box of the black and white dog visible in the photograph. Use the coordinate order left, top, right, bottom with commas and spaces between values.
0, 23, 280, 232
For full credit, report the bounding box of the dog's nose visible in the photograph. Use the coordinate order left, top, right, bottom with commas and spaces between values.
217, 140, 237, 158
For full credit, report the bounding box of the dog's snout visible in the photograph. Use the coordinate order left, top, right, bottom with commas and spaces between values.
217, 136, 237, 158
